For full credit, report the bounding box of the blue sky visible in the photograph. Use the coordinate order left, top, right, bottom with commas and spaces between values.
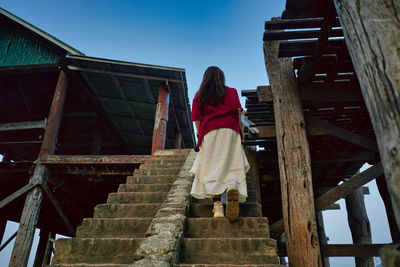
0, 1, 392, 266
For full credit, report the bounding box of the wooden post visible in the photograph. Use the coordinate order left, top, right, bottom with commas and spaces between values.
334, 0, 400, 230
33, 230, 51, 267
263, 18, 322, 266
151, 83, 169, 154
345, 187, 374, 267
42, 232, 55, 267
316, 212, 330, 267
173, 127, 182, 149
376, 175, 400, 242
9, 70, 68, 267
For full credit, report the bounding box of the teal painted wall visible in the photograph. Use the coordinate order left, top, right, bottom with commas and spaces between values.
0, 16, 63, 67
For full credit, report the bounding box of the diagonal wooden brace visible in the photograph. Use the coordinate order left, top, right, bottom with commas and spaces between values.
0, 179, 41, 209
41, 181, 75, 236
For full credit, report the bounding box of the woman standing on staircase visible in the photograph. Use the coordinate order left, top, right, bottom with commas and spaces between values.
190, 66, 249, 221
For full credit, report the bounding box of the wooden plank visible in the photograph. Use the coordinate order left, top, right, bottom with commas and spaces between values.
265, 17, 341, 30
298, 1, 337, 84
152, 83, 169, 154
40, 154, 150, 165
252, 125, 327, 138
345, 186, 374, 266
263, 18, 322, 266
334, 0, 400, 230
263, 28, 343, 41
0, 120, 46, 132
257, 82, 363, 103
305, 115, 379, 152
271, 162, 383, 238
41, 182, 75, 236
278, 243, 393, 257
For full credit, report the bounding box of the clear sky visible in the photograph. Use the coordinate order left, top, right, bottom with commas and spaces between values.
0, 1, 391, 267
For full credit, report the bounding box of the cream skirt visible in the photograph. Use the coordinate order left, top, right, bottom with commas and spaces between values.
190, 128, 250, 200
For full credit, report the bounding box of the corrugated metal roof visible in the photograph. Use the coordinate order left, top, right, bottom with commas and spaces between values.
67, 54, 195, 153
0, 7, 83, 56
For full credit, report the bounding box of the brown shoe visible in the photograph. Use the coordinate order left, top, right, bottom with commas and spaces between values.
226, 187, 239, 221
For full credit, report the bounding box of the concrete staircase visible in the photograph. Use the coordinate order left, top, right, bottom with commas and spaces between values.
50, 149, 279, 267
177, 174, 280, 266
51, 149, 190, 266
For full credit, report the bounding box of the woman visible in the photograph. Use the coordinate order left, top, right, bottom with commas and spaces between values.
190, 66, 249, 221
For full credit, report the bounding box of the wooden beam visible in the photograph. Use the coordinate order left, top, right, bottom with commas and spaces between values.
263, 18, 322, 266
33, 230, 50, 267
0, 120, 46, 132
10, 70, 69, 267
305, 115, 379, 152
152, 83, 169, 154
41, 182, 75, 236
0, 180, 40, 209
257, 82, 363, 103
270, 162, 383, 238
278, 243, 394, 257
67, 65, 182, 83
39, 70, 69, 156
40, 154, 150, 165
251, 125, 327, 139
334, 0, 400, 230
345, 186, 374, 266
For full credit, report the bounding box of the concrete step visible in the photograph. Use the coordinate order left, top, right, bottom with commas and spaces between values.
154, 149, 191, 156
180, 238, 278, 264
76, 218, 152, 238
107, 192, 167, 204
139, 162, 183, 169
176, 264, 282, 267
52, 238, 142, 265
118, 183, 172, 193
94, 204, 160, 218
185, 217, 270, 238
126, 175, 176, 184
51, 264, 131, 267
134, 167, 181, 176
146, 157, 187, 164
191, 190, 259, 203
189, 203, 263, 218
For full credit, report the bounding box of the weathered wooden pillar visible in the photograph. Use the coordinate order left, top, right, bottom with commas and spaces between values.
345, 187, 374, 267
334, 0, 400, 230
33, 230, 53, 267
263, 18, 322, 266
152, 83, 169, 154
9, 70, 69, 267
376, 175, 400, 242
316, 212, 330, 267
173, 128, 182, 149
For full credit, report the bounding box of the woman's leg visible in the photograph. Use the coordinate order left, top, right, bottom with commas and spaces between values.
213, 195, 224, 218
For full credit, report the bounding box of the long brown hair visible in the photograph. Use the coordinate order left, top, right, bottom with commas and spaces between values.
196, 66, 226, 106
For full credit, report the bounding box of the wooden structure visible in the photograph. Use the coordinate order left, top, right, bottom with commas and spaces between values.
0, 7, 194, 266
241, 0, 400, 266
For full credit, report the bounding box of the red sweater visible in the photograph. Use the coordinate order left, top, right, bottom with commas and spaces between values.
191, 87, 242, 151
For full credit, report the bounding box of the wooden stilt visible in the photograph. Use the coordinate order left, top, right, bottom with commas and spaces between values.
42, 232, 55, 267
376, 176, 400, 243
345, 187, 374, 267
9, 70, 69, 267
316, 212, 330, 267
263, 18, 322, 266
151, 83, 169, 154
334, 0, 400, 230
173, 128, 182, 149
